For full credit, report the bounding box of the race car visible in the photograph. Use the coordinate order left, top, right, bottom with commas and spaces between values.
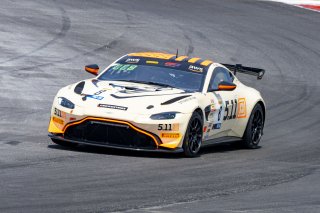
48, 52, 266, 157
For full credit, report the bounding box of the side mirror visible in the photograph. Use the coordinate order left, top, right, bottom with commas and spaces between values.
217, 81, 237, 91
85, 64, 99, 76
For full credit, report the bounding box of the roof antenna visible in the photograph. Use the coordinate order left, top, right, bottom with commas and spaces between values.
176, 49, 179, 58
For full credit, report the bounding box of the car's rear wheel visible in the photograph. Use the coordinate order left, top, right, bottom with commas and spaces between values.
51, 138, 78, 148
242, 104, 264, 148
182, 111, 203, 157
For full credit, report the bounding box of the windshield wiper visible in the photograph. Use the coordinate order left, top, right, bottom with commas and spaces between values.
114, 80, 177, 89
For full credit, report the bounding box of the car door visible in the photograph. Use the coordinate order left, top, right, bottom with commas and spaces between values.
205, 67, 238, 139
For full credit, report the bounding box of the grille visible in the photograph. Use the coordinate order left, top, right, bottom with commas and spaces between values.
64, 120, 157, 149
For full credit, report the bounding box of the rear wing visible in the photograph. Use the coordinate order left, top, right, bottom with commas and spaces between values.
222, 64, 265, 80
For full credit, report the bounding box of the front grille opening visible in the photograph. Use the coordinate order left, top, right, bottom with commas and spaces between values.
64, 120, 156, 149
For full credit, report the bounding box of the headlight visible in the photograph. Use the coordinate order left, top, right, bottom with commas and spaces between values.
150, 112, 179, 120
58, 97, 75, 109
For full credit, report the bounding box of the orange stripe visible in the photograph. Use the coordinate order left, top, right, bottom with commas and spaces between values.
175, 56, 188, 61
188, 57, 201, 63
200, 60, 213, 66
63, 117, 160, 146
128, 52, 175, 60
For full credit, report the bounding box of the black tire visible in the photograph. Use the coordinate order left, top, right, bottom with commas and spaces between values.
51, 138, 78, 148
242, 104, 264, 149
182, 111, 203, 157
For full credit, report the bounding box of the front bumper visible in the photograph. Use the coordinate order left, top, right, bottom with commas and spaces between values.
48, 116, 184, 152
48, 133, 183, 153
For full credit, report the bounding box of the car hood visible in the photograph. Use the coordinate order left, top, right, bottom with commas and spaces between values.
59, 79, 199, 116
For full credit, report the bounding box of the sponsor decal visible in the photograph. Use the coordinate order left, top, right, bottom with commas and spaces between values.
210, 103, 216, 111
53, 117, 64, 125
85, 95, 104, 100
237, 98, 246, 118
82, 89, 106, 101
146, 60, 159, 64
213, 123, 221, 129
112, 64, 138, 71
98, 104, 128, 111
54, 108, 66, 118
158, 124, 179, 131
161, 133, 180, 138
203, 126, 207, 133
188, 65, 203, 72
165, 62, 181, 67
125, 58, 140, 63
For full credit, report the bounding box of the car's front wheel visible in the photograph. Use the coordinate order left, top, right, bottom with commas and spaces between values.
182, 111, 203, 157
242, 104, 264, 148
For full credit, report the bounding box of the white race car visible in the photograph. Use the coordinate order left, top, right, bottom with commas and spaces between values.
48, 52, 266, 157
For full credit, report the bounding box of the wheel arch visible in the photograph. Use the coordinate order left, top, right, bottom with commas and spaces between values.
194, 107, 204, 122
256, 100, 266, 123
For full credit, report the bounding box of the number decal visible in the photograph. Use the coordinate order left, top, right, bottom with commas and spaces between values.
158, 124, 179, 131
223, 99, 241, 120
54, 108, 61, 117
218, 106, 222, 121
233, 99, 237, 119
158, 124, 172, 131
54, 108, 66, 118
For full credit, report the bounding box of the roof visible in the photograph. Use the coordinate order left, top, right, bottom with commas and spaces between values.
128, 52, 214, 67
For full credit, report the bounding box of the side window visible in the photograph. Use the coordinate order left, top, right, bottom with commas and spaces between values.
208, 67, 233, 91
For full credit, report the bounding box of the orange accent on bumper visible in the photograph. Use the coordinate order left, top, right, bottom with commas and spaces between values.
62, 117, 160, 146
48, 117, 64, 134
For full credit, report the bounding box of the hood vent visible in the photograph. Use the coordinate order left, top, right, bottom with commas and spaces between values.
161, 95, 191, 105
74, 81, 85, 94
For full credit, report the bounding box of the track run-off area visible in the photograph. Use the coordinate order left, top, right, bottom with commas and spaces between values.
0, 0, 319, 212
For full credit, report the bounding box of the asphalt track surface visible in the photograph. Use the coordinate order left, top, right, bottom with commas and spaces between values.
0, 0, 319, 212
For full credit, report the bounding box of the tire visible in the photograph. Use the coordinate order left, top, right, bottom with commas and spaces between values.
51, 138, 78, 148
182, 111, 203, 157
242, 104, 264, 149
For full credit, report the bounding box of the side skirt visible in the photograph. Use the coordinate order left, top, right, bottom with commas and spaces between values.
202, 136, 242, 147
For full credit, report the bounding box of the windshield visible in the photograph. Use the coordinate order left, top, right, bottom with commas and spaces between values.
98, 64, 205, 92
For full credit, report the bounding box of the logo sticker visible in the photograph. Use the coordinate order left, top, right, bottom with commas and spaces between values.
213, 123, 221, 129
53, 117, 64, 125
161, 133, 180, 138
146, 60, 159, 64
98, 104, 128, 111
165, 62, 181, 67
125, 58, 140, 63
188, 65, 203, 72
